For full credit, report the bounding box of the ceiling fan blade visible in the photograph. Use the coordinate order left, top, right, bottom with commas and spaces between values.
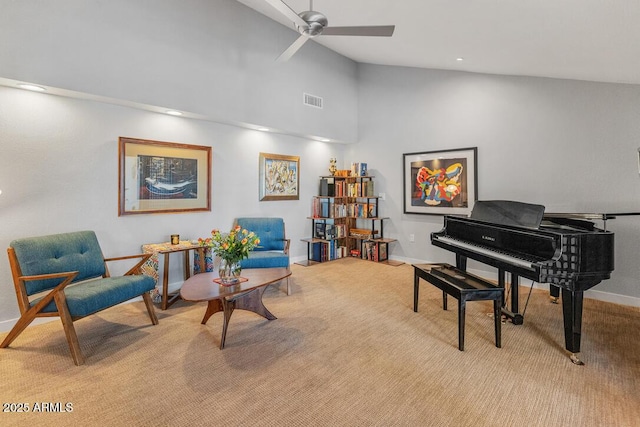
264, 0, 309, 30
276, 34, 310, 62
322, 25, 395, 37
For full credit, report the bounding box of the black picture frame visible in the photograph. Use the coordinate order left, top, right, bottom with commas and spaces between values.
403, 147, 478, 215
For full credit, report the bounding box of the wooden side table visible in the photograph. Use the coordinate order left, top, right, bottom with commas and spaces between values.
141, 241, 206, 310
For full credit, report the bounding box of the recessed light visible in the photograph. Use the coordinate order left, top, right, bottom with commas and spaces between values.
257, 127, 270, 132
18, 84, 46, 92
166, 110, 183, 116
456, 57, 464, 62
318, 138, 330, 142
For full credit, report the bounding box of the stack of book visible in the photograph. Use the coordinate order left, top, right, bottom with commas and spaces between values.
314, 223, 347, 240
350, 162, 368, 177
319, 177, 374, 197
349, 228, 378, 239
347, 202, 376, 218
311, 241, 348, 262
311, 198, 347, 218
362, 241, 388, 262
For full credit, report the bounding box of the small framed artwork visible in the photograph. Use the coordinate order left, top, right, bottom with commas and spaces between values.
118, 137, 211, 215
403, 147, 477, 216
259, 152, 300, 201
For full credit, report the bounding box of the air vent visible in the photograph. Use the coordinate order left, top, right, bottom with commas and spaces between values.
303, 93, 323, 109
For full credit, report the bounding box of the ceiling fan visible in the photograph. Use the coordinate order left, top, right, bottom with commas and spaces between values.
265, 0, 395, 62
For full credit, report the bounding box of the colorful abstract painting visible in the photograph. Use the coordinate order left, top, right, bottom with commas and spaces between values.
403, 147, 477, 215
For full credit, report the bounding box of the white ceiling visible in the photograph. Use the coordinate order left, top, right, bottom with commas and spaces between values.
236, 0, 640, 85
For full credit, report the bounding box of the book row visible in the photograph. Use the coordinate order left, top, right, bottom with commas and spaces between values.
310, 241, 348, 262
361, 241, 388, 262
311, 199, 378, 219
350, 162, 368, 177
319, 179, 375, 198
314, 223, 347, 240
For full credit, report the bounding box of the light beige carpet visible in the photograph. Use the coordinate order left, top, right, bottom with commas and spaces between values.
1, 258, 639, 426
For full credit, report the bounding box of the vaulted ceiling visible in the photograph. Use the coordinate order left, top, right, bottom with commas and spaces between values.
237, 0, 640, 85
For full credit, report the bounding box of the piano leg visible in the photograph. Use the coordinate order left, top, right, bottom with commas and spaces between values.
413, 273, 419, 312
561, 288, 585, 365
455, 254, 467, 271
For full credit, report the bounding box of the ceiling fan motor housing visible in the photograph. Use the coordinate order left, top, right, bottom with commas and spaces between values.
297, 10, 328, 37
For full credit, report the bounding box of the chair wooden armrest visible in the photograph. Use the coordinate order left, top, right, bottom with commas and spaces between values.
283, 238, 291, 254
19, 270, 79, 308
104, 253, 152, 276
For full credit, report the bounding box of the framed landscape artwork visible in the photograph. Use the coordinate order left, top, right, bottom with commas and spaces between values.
403, 147, 477, 216
118, 137, 211, 215
259, 152, 300, 201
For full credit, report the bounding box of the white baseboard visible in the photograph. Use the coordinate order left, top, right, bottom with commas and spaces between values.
583, 288, 640, 307
0, 316, 58, 333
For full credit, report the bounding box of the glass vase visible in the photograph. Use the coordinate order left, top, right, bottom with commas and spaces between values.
218, 259, 242, 285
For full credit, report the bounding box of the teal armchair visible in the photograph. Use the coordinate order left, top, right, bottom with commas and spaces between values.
1, 231, 158, 365
235, 217, 291, 294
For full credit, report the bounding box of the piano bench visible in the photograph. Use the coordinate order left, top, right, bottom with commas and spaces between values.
413, 263, 504, 351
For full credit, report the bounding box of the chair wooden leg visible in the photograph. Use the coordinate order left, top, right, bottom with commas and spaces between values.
142, 292, 159, 325
286, 277, 291, 296
54, 292, 84, 365
0, 308, 38, 348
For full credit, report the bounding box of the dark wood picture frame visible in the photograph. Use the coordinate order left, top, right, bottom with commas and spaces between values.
118, 137, 211, 215
403, 147, 477, 216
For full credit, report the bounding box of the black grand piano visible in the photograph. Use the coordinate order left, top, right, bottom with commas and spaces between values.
431, 200, 615, 364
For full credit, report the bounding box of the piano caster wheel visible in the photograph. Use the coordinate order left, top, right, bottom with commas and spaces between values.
511, 314, 524, 325
550, 296, 559, 304
570, 353, 584, 365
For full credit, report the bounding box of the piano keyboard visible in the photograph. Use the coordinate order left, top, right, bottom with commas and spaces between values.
434, 235, 537, 270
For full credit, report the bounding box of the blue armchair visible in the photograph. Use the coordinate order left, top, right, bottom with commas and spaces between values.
1, 231, 158, 365
235, 217, 291, 294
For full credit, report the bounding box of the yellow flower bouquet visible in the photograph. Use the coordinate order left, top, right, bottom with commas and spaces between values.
198, 226, 260, 284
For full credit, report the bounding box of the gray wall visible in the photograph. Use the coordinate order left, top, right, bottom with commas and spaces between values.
351, 64, 640, 304
0, 0, 358, 142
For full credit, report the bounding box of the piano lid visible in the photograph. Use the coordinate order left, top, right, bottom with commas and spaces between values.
470, 200, 545, 229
